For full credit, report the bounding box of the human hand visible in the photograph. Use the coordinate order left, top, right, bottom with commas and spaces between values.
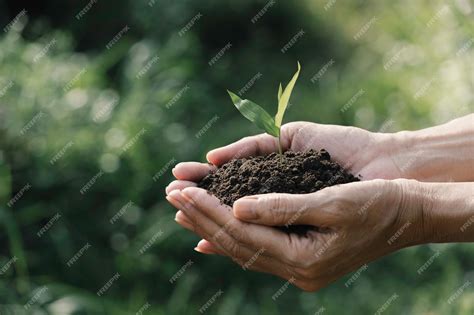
166, 121, 406, 199
166, 178, 426, 291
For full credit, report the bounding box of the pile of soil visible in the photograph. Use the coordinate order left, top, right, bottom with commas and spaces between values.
198, 149, 359, 234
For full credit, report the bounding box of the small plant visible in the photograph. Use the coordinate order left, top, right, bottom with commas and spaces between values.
227, 62, 301, 155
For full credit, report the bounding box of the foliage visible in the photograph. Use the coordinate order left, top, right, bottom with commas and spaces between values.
0, 0, 473, 314
227, 62, 301, 154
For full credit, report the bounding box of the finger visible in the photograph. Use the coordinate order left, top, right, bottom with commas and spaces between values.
172, 162, 216, 181
180, 187, 314, 268
233, 192, 336, 227
195, 239, 225, 255
196, 239, 311, 288
205, 122, 303, 165
175, 210, 194, 231
168, 190, 301, 280
165, 180, 196, 195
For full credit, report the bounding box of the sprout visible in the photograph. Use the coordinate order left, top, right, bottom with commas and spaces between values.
227, 62, 301, 155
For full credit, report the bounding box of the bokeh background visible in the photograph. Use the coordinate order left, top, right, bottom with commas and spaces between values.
0, 0, 473, 314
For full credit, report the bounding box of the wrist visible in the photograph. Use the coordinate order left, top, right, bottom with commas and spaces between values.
389, 178, 430, 247
382, 116, 474, 182
418, 182, 474, 243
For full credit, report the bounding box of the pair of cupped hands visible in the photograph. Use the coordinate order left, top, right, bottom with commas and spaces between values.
165, 122, 433, 292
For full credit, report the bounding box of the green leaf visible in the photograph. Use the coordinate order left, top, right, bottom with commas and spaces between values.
274, 61, 301, 128
278, 83, 282, 101
227, 90, 280, 137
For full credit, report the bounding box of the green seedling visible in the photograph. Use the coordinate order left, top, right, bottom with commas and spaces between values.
227, 62, 301, 155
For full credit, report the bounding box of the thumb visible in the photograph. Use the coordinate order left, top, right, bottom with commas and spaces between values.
233, 193, 314, 226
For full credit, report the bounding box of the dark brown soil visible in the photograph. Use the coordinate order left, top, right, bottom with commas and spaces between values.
198, 149, 359, 234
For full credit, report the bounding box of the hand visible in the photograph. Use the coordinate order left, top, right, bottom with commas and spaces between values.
166, 178, 426, 291
188, 122, 405, 180
166, 121, 405, 204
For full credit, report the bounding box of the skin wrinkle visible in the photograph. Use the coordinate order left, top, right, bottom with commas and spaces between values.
180, 189, 313, 272
167, 116, 474, 292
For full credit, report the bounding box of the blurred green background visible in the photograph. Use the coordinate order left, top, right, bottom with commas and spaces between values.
0, 0, 473, 314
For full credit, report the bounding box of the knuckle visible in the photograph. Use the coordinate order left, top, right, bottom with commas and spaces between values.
225, 220, 245, 241
221, 237, 242, 258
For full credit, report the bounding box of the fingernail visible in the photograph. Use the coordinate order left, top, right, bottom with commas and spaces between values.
233, 199, 258, 220
194, 247, 207, 254
194, 243, 216, 255
175, 211, 193, 226
175, 217, 194, 231
166, 192, 185, 209
165, 184, 177, 195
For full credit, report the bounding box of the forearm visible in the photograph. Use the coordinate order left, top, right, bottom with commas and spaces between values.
389, 114, 474, 181
420, 182, 474, 243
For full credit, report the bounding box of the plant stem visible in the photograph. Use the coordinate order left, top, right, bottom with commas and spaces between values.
277, 136, 282, 156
